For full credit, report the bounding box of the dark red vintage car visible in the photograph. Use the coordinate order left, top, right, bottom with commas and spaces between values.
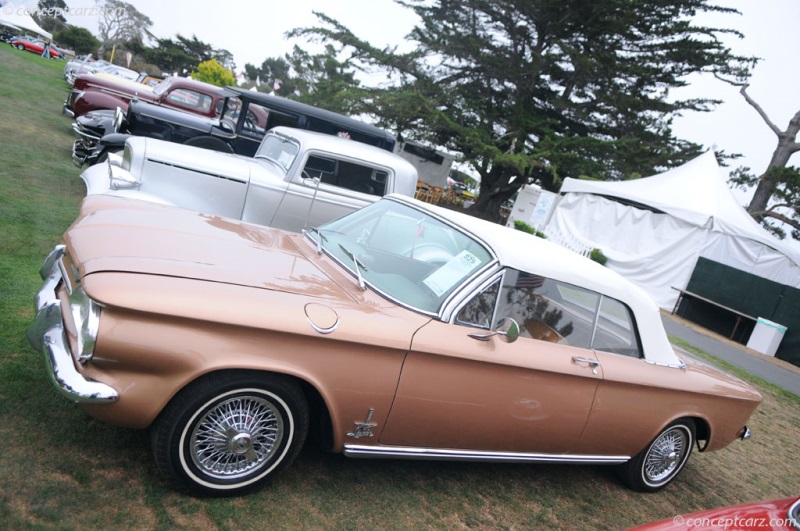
63, 75, 232, 118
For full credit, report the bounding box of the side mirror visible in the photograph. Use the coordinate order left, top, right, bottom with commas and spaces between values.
495, 317, 520, 343
467, 317, 520, 343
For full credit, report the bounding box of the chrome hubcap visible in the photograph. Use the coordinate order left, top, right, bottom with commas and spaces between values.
644, 427, 688, 483
190, 395, 284, 480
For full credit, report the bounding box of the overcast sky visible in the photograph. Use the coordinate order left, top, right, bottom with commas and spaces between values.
43, 0, 800, 203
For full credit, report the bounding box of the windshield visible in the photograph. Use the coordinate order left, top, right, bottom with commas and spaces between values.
309, 199, 494, 314
255, 133, 300, 171
152, 77, 172, 96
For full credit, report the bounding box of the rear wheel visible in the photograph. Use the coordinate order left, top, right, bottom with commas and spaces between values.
16, 44, 25, 50
151, 371, 308, 496
618, 419, 695, 492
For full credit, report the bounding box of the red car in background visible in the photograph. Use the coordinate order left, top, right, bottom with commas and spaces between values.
629, 496, 799, 530
64, 75, 231, 118
11, 37, 62, 58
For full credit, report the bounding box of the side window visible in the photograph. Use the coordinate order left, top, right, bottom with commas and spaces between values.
495, 270, 599, 348
592, 297, 643, 358
456, 279, 500, 329
165, 89, 213, 113
303, 156, 388, 197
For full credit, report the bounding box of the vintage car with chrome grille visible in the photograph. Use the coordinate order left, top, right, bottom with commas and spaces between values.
27, 194, 761, 496
71, 89, 397, 167
80, 126, 417, 233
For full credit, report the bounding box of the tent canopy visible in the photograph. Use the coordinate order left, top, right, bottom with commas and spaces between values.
559, 151, 800, 266
546, 151, 800, 309
0, 3, 52, 39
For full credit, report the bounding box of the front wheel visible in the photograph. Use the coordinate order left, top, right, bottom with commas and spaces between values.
16, 44, 25, 50
618, 419, 695, 492
151, 371, 309, 496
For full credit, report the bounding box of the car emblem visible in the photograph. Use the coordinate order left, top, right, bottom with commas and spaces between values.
347, 408, 377, 439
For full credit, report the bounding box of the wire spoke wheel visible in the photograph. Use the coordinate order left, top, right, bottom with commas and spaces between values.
190, 395, 284, 480
643, 426, 689, 483
619, 419, 695, 492
152, 372, 308, 496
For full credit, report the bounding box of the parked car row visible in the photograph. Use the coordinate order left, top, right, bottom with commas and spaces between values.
71, 86, 397, 166
23, 53, 764, 500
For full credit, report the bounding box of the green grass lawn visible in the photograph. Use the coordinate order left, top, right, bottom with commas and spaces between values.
1, 44, 798, 530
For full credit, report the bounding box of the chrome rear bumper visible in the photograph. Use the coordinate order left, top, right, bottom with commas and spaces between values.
27, 246, 118, 404
739, 425, 752, 440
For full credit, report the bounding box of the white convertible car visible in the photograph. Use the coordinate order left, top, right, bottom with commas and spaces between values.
81, 126, 419, 232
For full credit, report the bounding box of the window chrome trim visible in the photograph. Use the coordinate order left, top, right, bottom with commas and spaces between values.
645, 358, 687, 369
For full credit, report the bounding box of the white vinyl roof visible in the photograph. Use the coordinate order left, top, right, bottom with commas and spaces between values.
390, 195, 682, 367
560, 151, 800, 266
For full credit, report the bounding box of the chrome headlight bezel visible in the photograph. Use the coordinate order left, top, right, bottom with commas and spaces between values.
69, 286, 101, 363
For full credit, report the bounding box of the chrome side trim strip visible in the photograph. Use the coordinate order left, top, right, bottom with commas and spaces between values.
344, 444, 629, 465
147, 158, 247, 184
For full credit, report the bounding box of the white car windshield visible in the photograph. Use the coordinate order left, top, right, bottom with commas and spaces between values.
255, 133, 300, 171
309, 199, 494, 314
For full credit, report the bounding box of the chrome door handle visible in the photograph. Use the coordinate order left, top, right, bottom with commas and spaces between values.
571, 356, 600, 368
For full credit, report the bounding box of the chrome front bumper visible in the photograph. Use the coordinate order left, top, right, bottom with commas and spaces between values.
27, 245, 118, 404
72, 139, 93, 167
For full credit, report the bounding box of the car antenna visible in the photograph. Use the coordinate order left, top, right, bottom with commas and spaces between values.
302, 172, 323, 232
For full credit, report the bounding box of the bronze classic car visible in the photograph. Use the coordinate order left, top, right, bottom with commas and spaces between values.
27, 195, 761, 496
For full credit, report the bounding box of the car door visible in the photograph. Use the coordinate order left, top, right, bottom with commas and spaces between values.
379, 270, 605, 454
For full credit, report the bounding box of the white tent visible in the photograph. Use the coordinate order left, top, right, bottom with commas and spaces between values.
545, 151, 800, 309
0, 3, 52, 39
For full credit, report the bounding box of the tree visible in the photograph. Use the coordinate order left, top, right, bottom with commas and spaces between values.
724, 82, 800, 240
293, 1, 757, 221
96, 0, 152, 49
53, 25, 100, 55
33, 0, 68, 33
191, 58, 236, 87
244, 45, 364, 114
126, 34, 234, 76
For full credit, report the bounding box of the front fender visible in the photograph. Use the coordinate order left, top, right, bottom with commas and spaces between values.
74, 91, 130, 118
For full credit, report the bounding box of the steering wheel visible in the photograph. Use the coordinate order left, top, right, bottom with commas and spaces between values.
406, 242, 455, 264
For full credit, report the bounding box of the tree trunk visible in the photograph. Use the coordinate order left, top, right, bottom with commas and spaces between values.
748, 138, 798, 218
740, 84, 800, 218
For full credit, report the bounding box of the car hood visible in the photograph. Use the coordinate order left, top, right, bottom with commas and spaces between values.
75, 74, 156, 100
67, 195, 356, 302
130, 100, 215, 134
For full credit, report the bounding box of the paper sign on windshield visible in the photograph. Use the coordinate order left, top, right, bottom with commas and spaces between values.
423, 250, 481, 297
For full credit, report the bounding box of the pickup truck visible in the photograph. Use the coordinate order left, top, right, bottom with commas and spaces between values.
81, 126, 418, 232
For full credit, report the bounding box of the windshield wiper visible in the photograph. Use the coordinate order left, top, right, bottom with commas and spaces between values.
338, 244, 368, 291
